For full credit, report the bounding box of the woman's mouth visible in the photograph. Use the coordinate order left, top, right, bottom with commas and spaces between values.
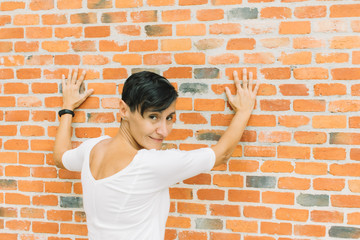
149, 136, 163, 142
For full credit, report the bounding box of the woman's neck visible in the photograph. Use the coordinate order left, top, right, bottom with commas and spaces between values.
113, 122, 142, 150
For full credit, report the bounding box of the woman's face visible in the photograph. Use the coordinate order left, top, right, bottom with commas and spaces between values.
127, 101, 176, 150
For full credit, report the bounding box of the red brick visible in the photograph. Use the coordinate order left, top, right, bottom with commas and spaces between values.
115, 25, 141, 36
226, 220, 257, 233
314, 147, 346, 160
261, 7, 291, 19
179, 0, 207, 5
260, 99, 290, 111
293, 37, 325, 49
15, 41, 39, 52
210, 204, 240, 217
57, 0, 82, 9
162, 10, 191, 22
260, 67, 291, 80
295, 162, 327, 175
0, 42, 12, 52
0, 28, 24, 39
178, 202, 206, 215
144, 53, 172, 65
197, 189, 225, 200
227, 38, 255, 50
5, 192, 30, 205
176, 24, 206, 36
278, 177, 310, 190
169, 187, 193, 200
213, 174, 243, 187
261, 222, 292, 235
84, 26, 110, 38
263, 191, 294, 205
314, 83, 346, 96
0, 82, 26, 94
197, 9, 224, 21
331, 36, 360, 49
244, 206, 272, 219
6, 220, 31, 231
32, 195, 58, 206
278, 146, 310, 159
279, 84, 309, 96
294, 6, 326, 18
42, 14, 67, 25
210, 232, 240, 240
30, 0, 54, 10
210, 23, 241, 35
330, 4, 360, 18
115, 0, 143, 8
313, 178, 345, 191
294, 131, 327, 144
32, 221, 59, 234
229, 190, 260, 203
0, 1, 26, 11
311, 210, 343, 223
280, 52, 312, 65
294, 224, 326, 237
332, 68, 360, 80
293, 99, 326, 112
14, 14, 40, 25
276, 208, 308, 222
279, 21, 311, 34
316, 52, 349, 63
129, 40, 158, 52
244, 52, 275, 64
26, 27, 52, 39
260, 37, 290, 48
261, 160, 293, 173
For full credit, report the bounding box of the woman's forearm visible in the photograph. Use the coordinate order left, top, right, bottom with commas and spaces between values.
211, 110, 252, 167
53, 114, 73, 168
53, 69, 93, 169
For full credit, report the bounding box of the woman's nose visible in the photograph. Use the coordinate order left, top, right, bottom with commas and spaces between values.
156, 120, 169, 137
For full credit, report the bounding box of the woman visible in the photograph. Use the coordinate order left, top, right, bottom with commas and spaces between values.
53, 69, 259, 240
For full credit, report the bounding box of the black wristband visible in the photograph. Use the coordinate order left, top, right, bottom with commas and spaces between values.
59, 109, 75, 117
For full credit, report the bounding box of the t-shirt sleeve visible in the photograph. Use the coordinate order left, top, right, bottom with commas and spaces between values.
61, 141, 89, 172
140, 148, 215, 189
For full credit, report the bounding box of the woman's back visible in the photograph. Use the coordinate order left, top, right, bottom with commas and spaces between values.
62, 136, 215, 240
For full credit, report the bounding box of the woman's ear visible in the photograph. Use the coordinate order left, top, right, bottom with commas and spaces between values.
119, 99, 129, 121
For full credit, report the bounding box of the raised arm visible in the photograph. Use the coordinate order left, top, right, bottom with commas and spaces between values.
53, 69, 93, 169
211, 69, 260, 167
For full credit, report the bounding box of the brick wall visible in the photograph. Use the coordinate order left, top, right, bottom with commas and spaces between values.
1, 0, 360, 239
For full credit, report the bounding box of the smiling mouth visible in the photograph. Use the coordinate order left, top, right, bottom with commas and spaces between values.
150, 136, 164, 142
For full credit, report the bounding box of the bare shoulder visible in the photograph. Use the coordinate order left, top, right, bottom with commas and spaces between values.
89, 138, 137, 180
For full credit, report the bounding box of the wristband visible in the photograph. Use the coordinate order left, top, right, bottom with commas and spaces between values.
58, 109, 75, 117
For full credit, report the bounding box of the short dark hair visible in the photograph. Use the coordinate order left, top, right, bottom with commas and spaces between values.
121, 71, 178, 116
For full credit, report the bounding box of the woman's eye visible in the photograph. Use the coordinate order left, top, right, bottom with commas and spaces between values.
149, 115, 157, 120
166, 116, 173, 121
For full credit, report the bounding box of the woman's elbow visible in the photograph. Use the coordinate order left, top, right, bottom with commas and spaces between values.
213, 152, 231, 168
53, 150, 65, 169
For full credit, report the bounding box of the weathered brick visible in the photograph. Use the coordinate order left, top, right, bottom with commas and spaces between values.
228, 8, 258, 20
179, 83, 208, 94
194, 68, 219, 79
60, 196, 83, 208
195, 218, 223, 230
297, 194, 329, 207
329, 226, 360, 238
246, 176, 276, 188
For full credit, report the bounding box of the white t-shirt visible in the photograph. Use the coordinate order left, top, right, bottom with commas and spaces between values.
62, 135, 215, 240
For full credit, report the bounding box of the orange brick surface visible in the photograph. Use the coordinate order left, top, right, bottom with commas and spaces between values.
0, 1, 359, 240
